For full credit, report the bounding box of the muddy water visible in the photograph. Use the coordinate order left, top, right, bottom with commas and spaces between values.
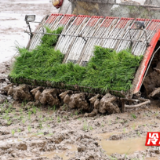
98, 133, 148, 155
42, 145, 77, 160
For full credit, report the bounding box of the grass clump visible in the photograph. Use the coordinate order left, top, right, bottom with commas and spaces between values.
10, 27, 143, 92
81, 47, 142, 91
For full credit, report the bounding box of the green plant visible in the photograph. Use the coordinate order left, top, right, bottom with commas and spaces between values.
83, 121, 88, 131
132, 124, 136, 130
10, 27, 143, 93
11, 130, 15, 136
131, 113, 137, 119
22, 119, 25, 124
28, 126, 31, 132
137, 131, 141, 137
28, 110, 32, 120
89, 126, 93, 130
46, 133, 54, 136
32, 107, 37, 114
75, 111, 78, 116
36, 132, 44, 135
109, 156, 117, 160
43, 117, 47, 122
101, 123, 105, 127
57, 116, 61, 123
39, 122, 43, 129
21, 101, 27, 107
53, 105, 56, 112
7, 120, 11, 125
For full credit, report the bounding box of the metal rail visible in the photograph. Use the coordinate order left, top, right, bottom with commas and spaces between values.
24, 31, 150, 43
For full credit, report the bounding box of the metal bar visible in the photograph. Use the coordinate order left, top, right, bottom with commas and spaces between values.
125, 99, 151, 109
24, 31, 150, 43
30, 21, 41, 23
70, 0, 160, 8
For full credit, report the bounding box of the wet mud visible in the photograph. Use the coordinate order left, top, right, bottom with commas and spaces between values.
2, 84, 121, 116
0, 98, 160, 160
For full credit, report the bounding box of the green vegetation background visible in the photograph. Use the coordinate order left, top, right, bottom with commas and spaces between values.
10, 27, 143, 91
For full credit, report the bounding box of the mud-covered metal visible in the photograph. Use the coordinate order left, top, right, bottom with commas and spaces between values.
27, 14, 160, 96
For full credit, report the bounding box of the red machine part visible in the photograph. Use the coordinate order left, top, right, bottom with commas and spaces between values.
133, 20, 160, 94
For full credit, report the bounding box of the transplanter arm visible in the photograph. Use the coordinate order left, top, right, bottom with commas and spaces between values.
25, 15, 36, 39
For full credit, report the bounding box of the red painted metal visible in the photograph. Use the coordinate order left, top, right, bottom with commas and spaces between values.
100, 17, 118, 28
73, 15, 90, 26
133, 28, 160, 94
116, 18, 134, 29
59, 14, 75, 25
46, 14, 63, 24
86, 16, 103, 27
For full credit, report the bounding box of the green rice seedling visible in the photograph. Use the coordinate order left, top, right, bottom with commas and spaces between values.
17, 128, 21, 132
11, 130, 15, 136
22, 119, 25, 124
7, 120, 11, 125
83, 121, 88, 131
46, 133, 54, 136
43, 117, 47, 122
5, 109, 9, 115
39, 122, 43, 129
155, 112, 159, 116
19, 115, 23, 120
10, 27, 143, 92
132, 124, 136, 130
57, 116, 61, 123
109, 156, 117, 160
38, 114, 42, 119
28, 110, 32, 120
89, 126, 93, 130
53, 105, 56, 112
75, 111, 78, 116
36, 132, 44, 135
101, 123, 105, 127
131, 113, 137, 119
32, 107, 37, 114
28, 126, 31, 132
137, 131, 141, 137
21, 101, 27, 107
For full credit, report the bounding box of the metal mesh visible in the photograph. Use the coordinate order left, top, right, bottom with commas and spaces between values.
28, 14, 160, 65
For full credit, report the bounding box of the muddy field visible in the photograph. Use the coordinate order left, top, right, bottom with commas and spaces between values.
1, 0, 160, 160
